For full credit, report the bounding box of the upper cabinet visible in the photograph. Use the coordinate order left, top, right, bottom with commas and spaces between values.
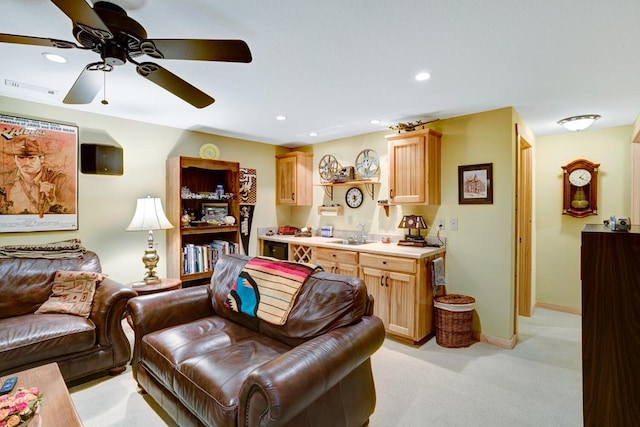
386, 128, 442, 205
276, 151, 313, 205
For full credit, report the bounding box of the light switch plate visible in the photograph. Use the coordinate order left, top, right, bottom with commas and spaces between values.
450, 217, 458, 231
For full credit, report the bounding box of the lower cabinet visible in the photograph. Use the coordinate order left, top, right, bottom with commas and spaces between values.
360, 252, 437, 343
315, 247, 358, 276
360, 265, 415, 338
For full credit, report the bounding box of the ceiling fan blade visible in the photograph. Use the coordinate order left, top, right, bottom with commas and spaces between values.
51, 0, 113, 39
63, 65, 103, 104
136, 62, 214, 108
142, 39, 252, 63
0, 33, 78, 49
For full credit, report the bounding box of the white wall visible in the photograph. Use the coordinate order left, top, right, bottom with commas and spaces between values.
1, 96, 279, 284
292, 108, 522, 340
535, 125, 632, 311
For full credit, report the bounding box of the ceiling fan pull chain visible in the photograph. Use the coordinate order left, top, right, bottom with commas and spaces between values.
101, 67, 108, 105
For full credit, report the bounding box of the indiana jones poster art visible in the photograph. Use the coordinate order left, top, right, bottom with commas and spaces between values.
0, 114, 78, 232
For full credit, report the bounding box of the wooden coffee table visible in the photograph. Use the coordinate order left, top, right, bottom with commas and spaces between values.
7, 363, 83, 426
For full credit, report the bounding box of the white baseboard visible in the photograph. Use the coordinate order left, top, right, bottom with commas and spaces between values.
472, 331, 517, 349
535, 301, 582, 315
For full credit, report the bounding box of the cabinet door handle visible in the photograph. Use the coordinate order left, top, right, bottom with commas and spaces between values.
382, 261, 387, 265
385, 275, 389, 287
389, 189, 393, 199
292, 192, 295, 201
380, 276, 384, 286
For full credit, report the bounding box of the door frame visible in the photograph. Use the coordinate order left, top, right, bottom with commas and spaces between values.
515, 124, 534, 325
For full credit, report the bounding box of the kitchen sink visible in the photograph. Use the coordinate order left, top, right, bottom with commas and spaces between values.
329, 239, 375, 246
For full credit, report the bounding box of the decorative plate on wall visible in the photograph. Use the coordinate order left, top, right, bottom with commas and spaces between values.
199, 143, 220, 159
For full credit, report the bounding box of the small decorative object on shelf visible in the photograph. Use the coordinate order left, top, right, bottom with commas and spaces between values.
0, 387, 42, 427
295, 226, 312, 237
181, 186, 234, 200
389, 118, 439, 133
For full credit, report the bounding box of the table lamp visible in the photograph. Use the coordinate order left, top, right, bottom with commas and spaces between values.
398, 215, 428, 247
126, 196, 173, 285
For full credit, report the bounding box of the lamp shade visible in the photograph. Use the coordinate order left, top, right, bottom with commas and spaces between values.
398, 215, 428, 230
126, 197, 173, 231
557, 114, 600, 132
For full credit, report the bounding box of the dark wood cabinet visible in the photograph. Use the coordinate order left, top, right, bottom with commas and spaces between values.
581, 224, 640, 427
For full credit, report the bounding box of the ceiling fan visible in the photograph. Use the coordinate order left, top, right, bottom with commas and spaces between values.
0, 0, 252, 108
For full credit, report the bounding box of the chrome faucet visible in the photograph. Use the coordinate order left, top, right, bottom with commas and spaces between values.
357, 222, 367, 243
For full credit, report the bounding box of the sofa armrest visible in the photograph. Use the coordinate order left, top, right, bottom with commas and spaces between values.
239, 315, 385, 426
91, 277, 137, 346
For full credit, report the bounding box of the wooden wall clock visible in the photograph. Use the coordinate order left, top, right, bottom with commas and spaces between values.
561, 159, 599, 218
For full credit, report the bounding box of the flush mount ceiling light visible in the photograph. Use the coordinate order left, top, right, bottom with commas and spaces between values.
42, 52, 68, 63
309, 132, 318, 137
557, 114, 601, 132
415, 72, 431, 81
369, 119, 381, 124
276, 115, 287, 121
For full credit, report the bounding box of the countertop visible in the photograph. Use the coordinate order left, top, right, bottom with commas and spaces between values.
258, 233, 445, 259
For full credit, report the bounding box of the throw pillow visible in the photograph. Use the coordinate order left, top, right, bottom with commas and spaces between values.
35, 270, 107, 318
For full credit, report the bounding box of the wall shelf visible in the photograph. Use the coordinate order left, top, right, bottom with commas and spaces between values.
316, 180, 379, 200
318, 205, 344, 216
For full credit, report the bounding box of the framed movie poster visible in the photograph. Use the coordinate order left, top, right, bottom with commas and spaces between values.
0, 114, 78, 232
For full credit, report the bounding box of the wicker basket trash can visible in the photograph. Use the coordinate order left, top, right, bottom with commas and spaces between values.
434, 294, 475, 348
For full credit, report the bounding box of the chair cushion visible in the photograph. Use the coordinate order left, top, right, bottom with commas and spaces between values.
211, 255, 370, 347
140, 316, 291, 426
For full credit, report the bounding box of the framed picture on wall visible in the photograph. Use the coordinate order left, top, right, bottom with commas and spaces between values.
458, 163, 493, 204
0, 114, 78, 232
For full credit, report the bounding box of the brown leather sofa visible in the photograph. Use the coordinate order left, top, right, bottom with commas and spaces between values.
0, 251, 136, 382
127, 254, 385, 427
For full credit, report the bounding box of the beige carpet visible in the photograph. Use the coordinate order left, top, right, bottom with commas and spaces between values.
69, 308, 582, 426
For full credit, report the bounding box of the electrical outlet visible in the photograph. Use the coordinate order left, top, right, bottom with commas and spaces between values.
436, 218, 445, 229
450, 217, 458, 231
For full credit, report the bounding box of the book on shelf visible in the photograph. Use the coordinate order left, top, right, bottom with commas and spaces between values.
182, 240, 239, 274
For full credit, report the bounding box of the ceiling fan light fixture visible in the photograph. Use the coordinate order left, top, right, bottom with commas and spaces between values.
557, 114, 601, 132
42, 52, 68, 63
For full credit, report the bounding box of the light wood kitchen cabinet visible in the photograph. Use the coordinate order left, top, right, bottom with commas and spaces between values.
386, 128, 441, 205
360, 252, 440, 343
315, 247, 359, 276
276, 151, 313, 205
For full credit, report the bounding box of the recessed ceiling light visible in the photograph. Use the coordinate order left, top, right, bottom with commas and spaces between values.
309, 132, 318, 137
369, 119, 381, 124
415, 72, 431, 81
42, 52, 68, 63
276, 115, 287, 121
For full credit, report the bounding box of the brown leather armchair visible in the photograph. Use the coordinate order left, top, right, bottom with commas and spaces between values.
128, 254, 385, 427
0, 251, 136, 382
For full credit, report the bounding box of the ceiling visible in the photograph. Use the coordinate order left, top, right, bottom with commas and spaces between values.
2, 0, 640, 147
